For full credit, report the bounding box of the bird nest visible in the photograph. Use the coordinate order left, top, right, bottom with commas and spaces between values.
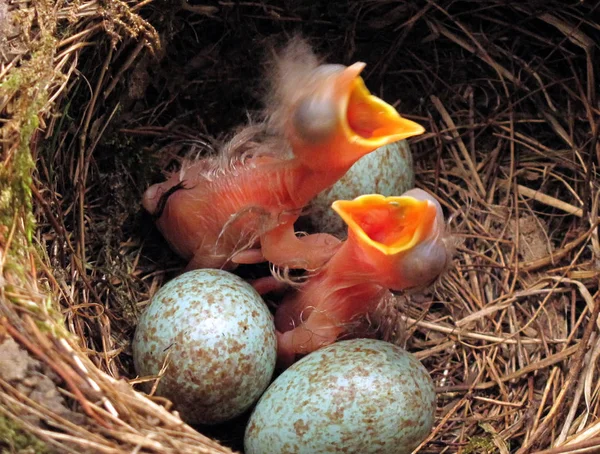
1, 0, 599, 452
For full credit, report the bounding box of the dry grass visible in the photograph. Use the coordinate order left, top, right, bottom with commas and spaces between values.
397, 4, 600, 451
1, 0, 599, 452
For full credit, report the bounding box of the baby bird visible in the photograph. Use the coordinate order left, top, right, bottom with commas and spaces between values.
275, 189, 453, 366
142, 40, 425, 271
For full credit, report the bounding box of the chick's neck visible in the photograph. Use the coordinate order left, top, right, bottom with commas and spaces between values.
295, 236, 388, 327
281, 159, 351, 209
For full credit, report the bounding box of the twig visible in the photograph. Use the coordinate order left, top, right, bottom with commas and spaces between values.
517, 293, 600, 453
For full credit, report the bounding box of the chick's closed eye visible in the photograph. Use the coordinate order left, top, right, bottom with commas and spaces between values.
395, 238, 449, 290
292, 95, 338, 144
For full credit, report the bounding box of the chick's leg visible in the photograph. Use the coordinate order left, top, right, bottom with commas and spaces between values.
276, 310, 343, 367
230, 248, 266, 265
260, 223, 341, 270
249, 276, 290, 295
184, 250, 234, 272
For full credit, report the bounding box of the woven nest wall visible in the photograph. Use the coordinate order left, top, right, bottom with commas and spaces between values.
1, 0, 599, 453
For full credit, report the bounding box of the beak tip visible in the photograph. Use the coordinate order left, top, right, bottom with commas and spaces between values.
330, 199, 346, 216
346, 62, 367, 78
406, 121, 426, 138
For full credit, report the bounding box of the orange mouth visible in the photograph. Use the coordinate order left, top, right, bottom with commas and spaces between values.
331, 194, 437, 255
338, 64, 426, 146
289, 63, 426, 170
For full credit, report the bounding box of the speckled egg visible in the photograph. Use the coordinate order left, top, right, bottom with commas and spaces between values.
308, 140, 414, 236
132, 269, 277, 425
245, 338, 436, 454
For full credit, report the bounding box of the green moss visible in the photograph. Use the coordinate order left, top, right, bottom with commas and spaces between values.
0, 4, 55, 247
16, 107, 39, 243
0, 415, 50, 454
462, 435, 497, 454
0, 101, 43, 248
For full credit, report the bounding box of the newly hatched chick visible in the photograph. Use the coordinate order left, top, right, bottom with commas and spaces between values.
275, 189, 453, 366
142, 39, 425, 271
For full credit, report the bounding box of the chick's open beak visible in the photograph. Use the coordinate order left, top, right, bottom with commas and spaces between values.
289, 62, 426, 170
336, 65, 426, 147
331, 193, 437, 256
332, 190, 451, 290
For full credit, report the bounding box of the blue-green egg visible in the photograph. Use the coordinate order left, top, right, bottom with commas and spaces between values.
308, 140, 414, 236
245, 338, 436, 454
132, 269, 277, 425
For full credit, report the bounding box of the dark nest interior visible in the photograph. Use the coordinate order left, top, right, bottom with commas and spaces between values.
1, 0, 600, 453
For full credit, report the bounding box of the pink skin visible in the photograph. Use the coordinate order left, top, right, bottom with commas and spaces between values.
275, 240, 388, 367
274, 189, 451, 367
143, 155, 345, 271
142, 63, 425, 272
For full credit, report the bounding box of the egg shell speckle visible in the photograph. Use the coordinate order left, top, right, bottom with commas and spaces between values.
132, 269, 277, 425
308, 140, 414, 236
244, 338, 436, 454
